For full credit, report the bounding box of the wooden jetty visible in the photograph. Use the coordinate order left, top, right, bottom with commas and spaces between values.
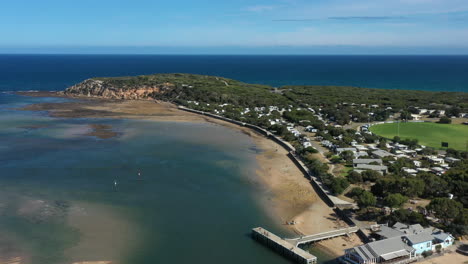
252, 226, 360, 264
252, 227, 317, 264
285, 226, 359, 246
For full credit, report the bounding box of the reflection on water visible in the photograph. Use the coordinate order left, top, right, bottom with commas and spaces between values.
0, 94, 306, 264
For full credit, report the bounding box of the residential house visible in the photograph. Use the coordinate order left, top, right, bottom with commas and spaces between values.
372, 149, 394, 159
402, 167, 418, 176
417, 168, 431, 173
432, 232, 455, 250
394, 143, 409, 150
292, 130, 301, 137
354, 152, 370, 158
336, 148, 357, 154
355, 164, 388, 174
305, 126, 318, 133
427, 156, 445, 165
418, 109, 428, 115
355, 145, 369, 151
366, 144, 378, 150
445, 157, 461, 164
353, 159, 383, 167
345, 223, 455, 264
343, 237, 416, 264
403, 233, 434, 255
402, 150, 417, 157
431, 167, 445, 175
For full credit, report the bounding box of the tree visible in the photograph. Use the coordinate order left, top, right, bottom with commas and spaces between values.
363, 133, 379, 143
356, 191, 376, 209
330, 155, 342, 164
340, 150, 355, 163
400, 111, 413, 120
384, 193, 408, 208
389, 157, 415, 174
348, 187, 365, 198
438, 116, 452, 124
330, 177, 350, 195
347, 171, 363, 184
455, 209, 468, 226
377, 139, 387, 150
394, 178, 425, 198
435, 244, 442, 253
446, 107, 461, 117
304, 147, 318, 153
383, 209, 429, 226
422, 250, 433, 258
427, 198, 463, 223
417, 172, 448, 198
372, 177, 424, 198
441, 161, 468, 207
400, 138, 419, 149
361, 170, 382, 182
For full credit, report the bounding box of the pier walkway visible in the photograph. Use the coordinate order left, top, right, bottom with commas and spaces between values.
252, 227, 317, 264
285, 226, 359, 246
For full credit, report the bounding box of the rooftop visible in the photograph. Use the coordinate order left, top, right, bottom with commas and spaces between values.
351, 237, 414, 262
372, 149, 394, 158
377, 225, 406, 239
355, 164, 388, 171
353, 159, 382, 164
405, 233, 434, 245
433, 232, 452, 242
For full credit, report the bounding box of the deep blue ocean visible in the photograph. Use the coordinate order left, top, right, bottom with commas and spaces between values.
0, 55, 467, 92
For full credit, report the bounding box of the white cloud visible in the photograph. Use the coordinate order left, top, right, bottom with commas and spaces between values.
248, 26, 468, 47
278, 0, 468, 19
137, 23, 468, 48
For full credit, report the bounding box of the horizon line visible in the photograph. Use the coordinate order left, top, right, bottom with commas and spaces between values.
2, 53, 468, 56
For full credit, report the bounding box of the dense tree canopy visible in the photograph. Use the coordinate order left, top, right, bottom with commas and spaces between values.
427, 198, 464, 223
384, 193, 408, 208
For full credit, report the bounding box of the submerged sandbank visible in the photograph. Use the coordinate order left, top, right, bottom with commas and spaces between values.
17, 92, 356, 258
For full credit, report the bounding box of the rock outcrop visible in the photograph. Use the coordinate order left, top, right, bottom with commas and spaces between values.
64, 79, 176, 100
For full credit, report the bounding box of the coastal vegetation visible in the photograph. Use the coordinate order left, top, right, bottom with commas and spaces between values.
281, 85, 468, 109
92, 73, 291, 107
67, 73, 468, 117
347, 155, 468, 236
370, 122, 468, 150
65, 73, 468, 236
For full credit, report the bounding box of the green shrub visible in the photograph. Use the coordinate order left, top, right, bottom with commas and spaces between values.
438, 116, 452, 124
422, 250, 433, 258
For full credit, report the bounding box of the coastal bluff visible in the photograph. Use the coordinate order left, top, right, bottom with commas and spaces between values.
63, 73, 276, 101
62, 73, 288, 106
64, 78, 175, 100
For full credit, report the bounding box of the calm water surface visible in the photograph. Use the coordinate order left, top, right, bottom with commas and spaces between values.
0, 93, 333, 264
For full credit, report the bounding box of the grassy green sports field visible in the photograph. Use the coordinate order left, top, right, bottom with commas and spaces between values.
370, 122, 468, 150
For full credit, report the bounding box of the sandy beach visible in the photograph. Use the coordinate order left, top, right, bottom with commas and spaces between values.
17, 92, 357, 258
417, 251, 468, 264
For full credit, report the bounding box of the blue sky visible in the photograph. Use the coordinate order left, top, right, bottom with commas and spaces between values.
1, 0, 468, 54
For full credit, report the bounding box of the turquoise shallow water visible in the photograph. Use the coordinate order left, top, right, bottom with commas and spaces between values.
0, 93, 334, 264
